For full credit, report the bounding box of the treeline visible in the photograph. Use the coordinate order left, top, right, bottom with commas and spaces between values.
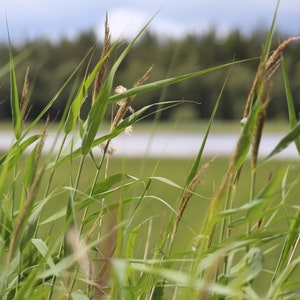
0, 29, 299, 122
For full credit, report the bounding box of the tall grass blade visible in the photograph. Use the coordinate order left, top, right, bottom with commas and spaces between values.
266, 122, 300, 159
0, 47, 32, 79
9, 45, 21, 139
32, 238, 57, 272
185, 73, 229, 185
109, 59, 252, 104
262, 0, 280, 61
281, 55, 300, 152
0, 135, 40, 170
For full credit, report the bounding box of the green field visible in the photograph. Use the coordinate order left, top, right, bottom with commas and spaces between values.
30, 154, 299, 297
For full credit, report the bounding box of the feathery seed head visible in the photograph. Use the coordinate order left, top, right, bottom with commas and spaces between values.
66, 226, 91, 278
99, 141, 118, 155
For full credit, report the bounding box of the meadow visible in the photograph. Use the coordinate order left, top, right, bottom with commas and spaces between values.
1, 4, 300, 300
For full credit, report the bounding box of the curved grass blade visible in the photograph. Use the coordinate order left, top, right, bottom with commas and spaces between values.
272, 208, 300, 282
108, 59, 253, 104
281, 55, 300, 153
0, 47, 32, 79
266, 122, 300, 160
0, 135, 40, 170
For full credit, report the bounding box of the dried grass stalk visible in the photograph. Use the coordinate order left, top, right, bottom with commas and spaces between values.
92, 13, 111, 106
171, 159, 213, 244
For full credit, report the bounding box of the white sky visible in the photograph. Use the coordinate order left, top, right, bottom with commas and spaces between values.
1, 0, 300, 43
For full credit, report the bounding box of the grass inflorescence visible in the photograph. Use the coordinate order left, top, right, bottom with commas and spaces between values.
1, 4, 300, 300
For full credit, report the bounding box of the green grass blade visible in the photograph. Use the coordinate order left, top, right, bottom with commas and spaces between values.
0, 135, 40, 200
90, 173, 133, 195
13, 268, 39, 300
32, 238, 56, 271
64, 80, 87, 134
23, 144, 38, 188
282, 57, 297, 127
262, 0, 280, 61
185, 73, 229, 186
0, 135, 40, 170
0, 47, 32, 79
266, 122, 300, 159
272, 208, 300, 282
108, 59, 252, 104
9, 46, 21, 139
281, 55, 300, 153
126, 224, 141, 258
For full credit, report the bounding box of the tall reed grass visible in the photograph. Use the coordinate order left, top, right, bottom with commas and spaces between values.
1, 5, 300, 299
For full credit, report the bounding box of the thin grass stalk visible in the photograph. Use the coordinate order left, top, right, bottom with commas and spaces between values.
92, 67, 155, 296
44, 133, 68, 197
268, 257, 300, 299
11, 157, 18, 220
46, 135, 74, 300
170, 160, 211, 250
193, 98, 261, 277
219, 176, 235, 247
246, 169, 257, 238
94, 65, 154, 208
158, 75, 229, 267
143, 218, 153, 261
6, 121, 47, 264
85, 152, 108, 242
52, 154, 86, 297
43, 77, 85, 195
272, 208, 300, 282
73, 155, 86, 231
287, 233, 300, 267
84, 137, 129, 297
85, 153, 117, 297
8, 39, 21, 140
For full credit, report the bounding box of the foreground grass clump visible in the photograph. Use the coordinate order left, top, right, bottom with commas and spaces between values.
1, 10, 300, 300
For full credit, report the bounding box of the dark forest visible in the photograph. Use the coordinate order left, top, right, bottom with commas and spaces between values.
1, 29, 299, 122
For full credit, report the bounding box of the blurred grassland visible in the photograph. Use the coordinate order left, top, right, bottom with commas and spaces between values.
6, 154, 299, 257
6, 157, 300, 293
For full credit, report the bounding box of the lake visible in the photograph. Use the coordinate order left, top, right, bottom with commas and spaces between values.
1, 130, 298, 159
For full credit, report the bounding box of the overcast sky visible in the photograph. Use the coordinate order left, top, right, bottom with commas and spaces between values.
1, 0, 299, 43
